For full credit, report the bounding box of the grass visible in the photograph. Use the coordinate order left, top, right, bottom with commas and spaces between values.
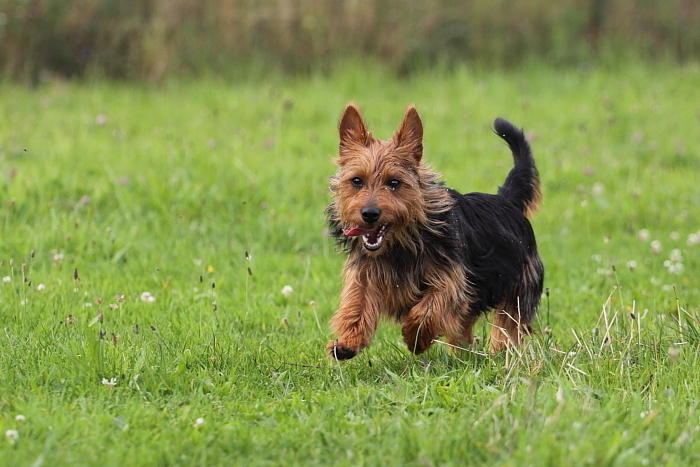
1, 62, 699, 465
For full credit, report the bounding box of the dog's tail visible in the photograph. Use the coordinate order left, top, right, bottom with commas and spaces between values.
494, 117, 541, 218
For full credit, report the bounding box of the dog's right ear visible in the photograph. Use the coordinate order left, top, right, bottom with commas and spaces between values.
339, 104, 369, 150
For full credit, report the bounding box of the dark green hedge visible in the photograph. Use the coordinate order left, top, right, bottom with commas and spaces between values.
2, 0, 698, 82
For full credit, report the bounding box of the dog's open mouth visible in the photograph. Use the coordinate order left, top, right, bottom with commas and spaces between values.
342, 224, 389, 251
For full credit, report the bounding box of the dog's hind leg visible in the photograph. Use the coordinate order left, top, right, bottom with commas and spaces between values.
490, 257, 542, 352
489, 299, 533, 352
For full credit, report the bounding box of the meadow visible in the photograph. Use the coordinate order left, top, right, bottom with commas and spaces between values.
1, 63, 699, 465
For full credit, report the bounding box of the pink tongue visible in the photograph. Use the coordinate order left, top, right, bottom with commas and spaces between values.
343, 227, 370, 237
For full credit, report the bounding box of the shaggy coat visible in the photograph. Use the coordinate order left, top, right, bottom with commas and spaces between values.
326, 105, 543, 359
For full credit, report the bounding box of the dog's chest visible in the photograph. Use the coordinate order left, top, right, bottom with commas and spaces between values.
366, 260, 423, 318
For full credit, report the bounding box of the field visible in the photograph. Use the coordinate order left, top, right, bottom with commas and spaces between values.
1, 64, 699, 465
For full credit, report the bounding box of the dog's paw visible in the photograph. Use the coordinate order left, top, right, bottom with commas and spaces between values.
404, 339, 430, 355
326, 340, 357, 360
401, 325, 433, 355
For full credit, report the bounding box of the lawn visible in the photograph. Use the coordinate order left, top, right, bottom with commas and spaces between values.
1, 63, 699, 466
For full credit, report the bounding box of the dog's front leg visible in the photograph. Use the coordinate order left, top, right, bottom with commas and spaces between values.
402, 267, 466, 355
401, 294, 449, 354
326, 274, 379, 360
402, 294, 467, 354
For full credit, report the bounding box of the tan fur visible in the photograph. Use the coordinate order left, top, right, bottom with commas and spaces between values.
523, 178, 542, 218
329, 106, 452, 257
447, 314, 479, 348
489, 302, 532, 352
327, 105, 472, 356
327, 105, 537, 358
401, 263, 470, 354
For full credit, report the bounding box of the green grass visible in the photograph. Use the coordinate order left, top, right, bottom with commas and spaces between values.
1, 63, 699, 466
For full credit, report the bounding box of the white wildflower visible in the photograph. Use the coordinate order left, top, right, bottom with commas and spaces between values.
650, 240, 662, 254
52, 252, 64, 262
280, 285, 293, 297
15, 415, 25, 422
101, 377, 117, 387
637, 229, 650, 241
669, 249, 682, 262
664, 250, 684, 275
688, 232, 700, 246
591, 182, 604, 195
37, 283, 46, 291
193, 417, 205, 428
5, 429, 18, 444
140, 292, 155, 303
590, 254, 602, 263
2, 276, 10, 283
665, 262, 684, 275
626, 260, 637, 270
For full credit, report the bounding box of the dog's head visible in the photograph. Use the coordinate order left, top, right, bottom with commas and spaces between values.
328, 104, 441, 256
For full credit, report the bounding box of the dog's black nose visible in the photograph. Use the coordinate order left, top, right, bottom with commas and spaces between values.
361, 206, 381, 224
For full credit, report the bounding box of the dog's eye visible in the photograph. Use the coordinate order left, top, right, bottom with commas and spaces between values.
387, 179, 401, 190
350, 177, 363, 188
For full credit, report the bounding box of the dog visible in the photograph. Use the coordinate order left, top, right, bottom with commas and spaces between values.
325, 105, 543, 360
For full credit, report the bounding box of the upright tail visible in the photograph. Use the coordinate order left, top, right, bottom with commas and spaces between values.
493, 117, 541, 218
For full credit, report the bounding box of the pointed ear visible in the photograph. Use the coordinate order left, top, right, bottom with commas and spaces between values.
393, 106, 423, 163
339, 104, 369, 149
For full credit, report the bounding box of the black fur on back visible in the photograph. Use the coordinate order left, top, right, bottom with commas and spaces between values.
444, 189, 543, 320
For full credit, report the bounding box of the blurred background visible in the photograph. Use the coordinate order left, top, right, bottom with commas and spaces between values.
2, 0, 699, 84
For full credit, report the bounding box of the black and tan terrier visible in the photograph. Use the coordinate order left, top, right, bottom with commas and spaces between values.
326, 105, 544, 360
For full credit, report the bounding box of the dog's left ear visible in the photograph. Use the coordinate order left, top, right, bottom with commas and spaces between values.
393, 106, 423, 164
